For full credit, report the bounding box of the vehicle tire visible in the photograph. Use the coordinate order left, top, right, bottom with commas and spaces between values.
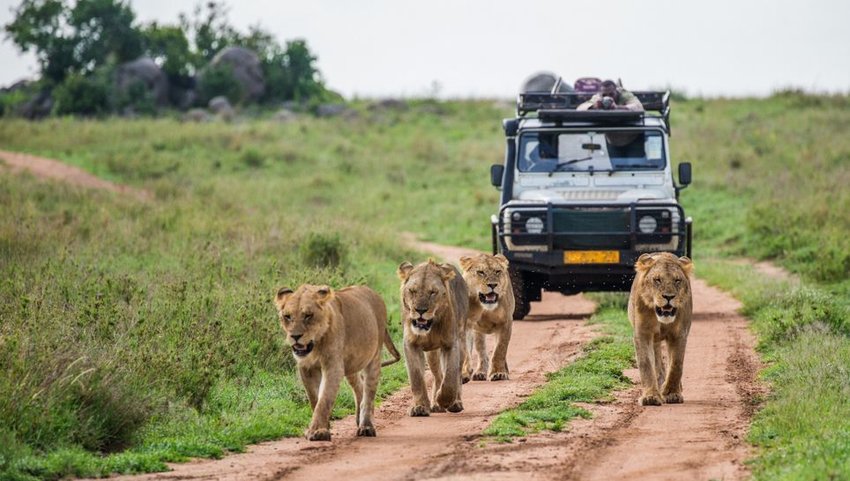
510, 268, 531, 320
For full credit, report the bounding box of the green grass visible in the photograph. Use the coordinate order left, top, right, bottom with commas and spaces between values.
483, 294, 633, 441
0, 101, 505, 480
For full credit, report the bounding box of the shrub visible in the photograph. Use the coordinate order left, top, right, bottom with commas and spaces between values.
52, 74, 110, 116
197, 64, 243, 105
299, 232, 346, 268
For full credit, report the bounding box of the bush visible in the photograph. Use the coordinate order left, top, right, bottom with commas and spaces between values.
300, 232, 346, 268
197, 64, 243, 105
52, 74, 110, 116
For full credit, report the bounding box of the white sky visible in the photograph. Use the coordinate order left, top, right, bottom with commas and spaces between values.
1, 0, 849, 98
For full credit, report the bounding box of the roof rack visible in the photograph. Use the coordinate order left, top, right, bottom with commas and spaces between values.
516, 90, 672, 133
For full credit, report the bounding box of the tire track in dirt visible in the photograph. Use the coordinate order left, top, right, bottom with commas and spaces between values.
0, 149, 152, 201
107, 241, 598, 481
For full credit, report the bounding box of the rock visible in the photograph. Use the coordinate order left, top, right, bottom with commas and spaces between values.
1, 79, 32, 94
114, 57, 169, 106
316, 103, 348, 117
17, 90, 53, 119
520, 72, 574, 93
208, 96, 235, 120
182, 108, 211, 122
273, 109, 298, 122
208, 47, 265, 102
368, 98, 408, 111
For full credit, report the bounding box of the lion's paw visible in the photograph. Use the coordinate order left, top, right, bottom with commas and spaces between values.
664, 392, 684, 404
357, 425, 376, 437
409, 405, 430, 417
461, 374, 471, 384
639, 393, 663, 406
306, 428, 331, 441
488, 371, 509, 381
472, 372, 487, 381
446, 400, 464, 413
430, 403, 446, 413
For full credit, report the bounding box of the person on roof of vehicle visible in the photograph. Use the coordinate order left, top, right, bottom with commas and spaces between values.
577, 79, 644, 111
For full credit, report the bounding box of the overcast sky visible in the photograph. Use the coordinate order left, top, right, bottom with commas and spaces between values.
1, 0, 849, 98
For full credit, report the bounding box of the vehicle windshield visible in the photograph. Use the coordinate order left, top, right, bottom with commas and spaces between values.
517, 130, 666, 173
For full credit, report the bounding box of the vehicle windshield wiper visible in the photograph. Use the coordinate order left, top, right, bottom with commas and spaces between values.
548, 157, 592, 177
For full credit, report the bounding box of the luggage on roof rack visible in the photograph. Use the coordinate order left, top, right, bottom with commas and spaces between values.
516, 90, 671, 132
516, 91, 670, 117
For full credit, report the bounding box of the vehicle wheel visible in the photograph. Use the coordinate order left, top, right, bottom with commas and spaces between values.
510, 268, 532, 320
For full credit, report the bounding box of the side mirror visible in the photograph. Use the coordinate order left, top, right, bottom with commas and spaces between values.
678, 162, 692, 187
490, 164, 505, 187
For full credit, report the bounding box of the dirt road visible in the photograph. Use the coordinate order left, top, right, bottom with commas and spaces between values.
0, 150, 151, 201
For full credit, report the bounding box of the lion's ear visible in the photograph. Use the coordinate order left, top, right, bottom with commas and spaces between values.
397, 261, 414, 281
459, 256, 474, 271
439, 263, 457, 281
678, 256, 694, 275
635, 253, 656, 272
274, 287, 294, 310
315, 285, 334, 305
494, 254, 509, 268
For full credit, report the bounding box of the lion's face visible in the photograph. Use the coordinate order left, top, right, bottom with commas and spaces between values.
460, 253, 510, 311
397, 260, 456, 335
274, 285, 335, 359
635, 253, 693, 325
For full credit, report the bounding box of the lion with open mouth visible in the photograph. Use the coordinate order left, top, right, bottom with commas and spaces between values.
398, 259, 469, 416
628, 252, 694, 406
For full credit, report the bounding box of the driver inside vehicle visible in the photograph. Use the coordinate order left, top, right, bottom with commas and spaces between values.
522, 133, 559, 172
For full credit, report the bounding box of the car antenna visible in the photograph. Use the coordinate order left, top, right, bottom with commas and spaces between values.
551, 76, 563, 94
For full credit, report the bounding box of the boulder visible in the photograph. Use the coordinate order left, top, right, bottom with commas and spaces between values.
182, 108, 211, 123
208, 47, 265, 102
114, 57, 169, 106
273, 109, 298, 122
208, 96, 235, 120
17, 90, 53, 119
316, 103, 347, 118
520, 72, 574, 93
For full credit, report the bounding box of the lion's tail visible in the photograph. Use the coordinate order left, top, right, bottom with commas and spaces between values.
381, 327, 402, 367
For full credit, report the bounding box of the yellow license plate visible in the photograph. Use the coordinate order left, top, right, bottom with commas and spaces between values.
564, 250, 620, 264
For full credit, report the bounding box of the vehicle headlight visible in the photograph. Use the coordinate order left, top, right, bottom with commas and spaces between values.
525, 217, 544, 234
638, 215, 658, 233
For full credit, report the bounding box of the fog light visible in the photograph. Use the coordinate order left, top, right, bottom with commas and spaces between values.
525, 217, 544, 234
638, 215, 658, 233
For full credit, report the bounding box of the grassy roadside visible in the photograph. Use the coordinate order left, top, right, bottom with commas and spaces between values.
483, 294, 633, 441
0, 102, 507, 480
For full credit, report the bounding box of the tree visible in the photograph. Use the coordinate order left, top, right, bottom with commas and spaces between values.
142, 22, 194, 88
179, 1, 239, 63
4, 0, 143, 83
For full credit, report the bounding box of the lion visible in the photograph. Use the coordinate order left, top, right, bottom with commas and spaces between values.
397, 259, 469, 416
627, 252, 694, 406
274, 284, 400, 441
459, 253, 515, 382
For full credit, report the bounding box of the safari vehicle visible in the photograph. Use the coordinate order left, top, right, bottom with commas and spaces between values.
490, 86, 692, 320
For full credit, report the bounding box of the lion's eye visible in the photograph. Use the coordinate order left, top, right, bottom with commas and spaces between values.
653, 278, 662, 285
494, 270, 502, 276
477, 270, 485, 277
674, 279, 682, 286
429, 290, 437, 296
283, 314, 292, 322
409, 289, 417, 295
303, 313, 313, 321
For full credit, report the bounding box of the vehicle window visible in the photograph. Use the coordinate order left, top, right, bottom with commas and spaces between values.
518, 131, 666, 172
